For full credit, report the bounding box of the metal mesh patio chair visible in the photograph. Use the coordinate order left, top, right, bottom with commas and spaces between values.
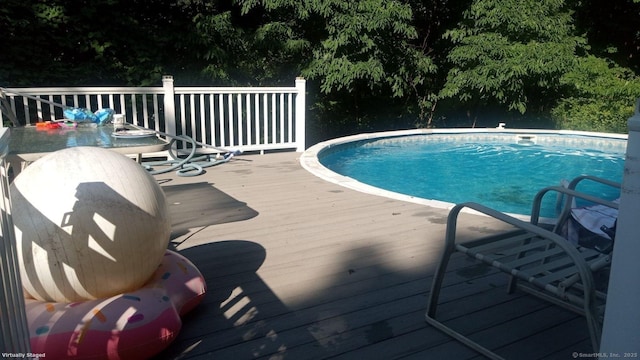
425, 175, 619, 360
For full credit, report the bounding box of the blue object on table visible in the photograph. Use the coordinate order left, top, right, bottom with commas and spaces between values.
63, 107, 97, 122
63, 107, 114, 125
94, 108, 114, 125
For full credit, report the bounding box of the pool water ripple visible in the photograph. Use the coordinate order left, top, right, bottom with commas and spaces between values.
316, 132, 625, 217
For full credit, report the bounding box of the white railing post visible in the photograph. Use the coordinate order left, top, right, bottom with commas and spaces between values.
295, 77, 306, 152
600, 99, 640, 355
162, 75, 176, 136
0, 128, 32, 354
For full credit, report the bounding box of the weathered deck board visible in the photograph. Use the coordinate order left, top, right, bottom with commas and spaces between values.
152, 151, 594, 359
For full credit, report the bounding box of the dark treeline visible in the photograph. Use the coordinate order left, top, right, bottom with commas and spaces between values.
1, 0, 639, 142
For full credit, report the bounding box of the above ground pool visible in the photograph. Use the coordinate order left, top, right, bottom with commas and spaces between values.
301, 129, 627, 218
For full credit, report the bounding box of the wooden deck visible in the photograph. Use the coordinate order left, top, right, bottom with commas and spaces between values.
152, 151, 596, 360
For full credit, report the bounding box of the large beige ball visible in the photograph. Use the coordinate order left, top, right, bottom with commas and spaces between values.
11, 147, 171, 302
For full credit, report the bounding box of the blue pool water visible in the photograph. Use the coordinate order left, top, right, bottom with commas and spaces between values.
319, 133, 626, 217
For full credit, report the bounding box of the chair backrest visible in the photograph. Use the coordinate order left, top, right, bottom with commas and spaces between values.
0, 89, 20, 127
0, 128, 31, 352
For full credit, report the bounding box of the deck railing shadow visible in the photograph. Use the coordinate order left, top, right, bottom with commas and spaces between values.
157, 240, 326, 359
158, 233, 596, 359
158, 240, 430, 359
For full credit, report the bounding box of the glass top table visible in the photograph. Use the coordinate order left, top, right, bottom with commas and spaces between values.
7, 123, 169, 164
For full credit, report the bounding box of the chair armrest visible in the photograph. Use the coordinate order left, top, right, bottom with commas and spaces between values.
530, 186, 619, 230
567, 175, 621, 192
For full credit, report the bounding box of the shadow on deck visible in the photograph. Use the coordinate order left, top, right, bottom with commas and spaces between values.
152, 153, 596, 360
163, 181, 259, 239
158, 241, 594, 359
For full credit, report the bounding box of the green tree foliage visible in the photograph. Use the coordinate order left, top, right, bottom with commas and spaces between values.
184, 0, 311, 85
439, 0, 585, 115
1, 0, 639, 135
552, 55, 640, 133
0, 0, 207, 85
438, 0, 640, 131
236, 0, 439, 128
232, 0, 443, 136
572, 0, 640, 74
547, 0, 640, 133
300, 1, 433, 97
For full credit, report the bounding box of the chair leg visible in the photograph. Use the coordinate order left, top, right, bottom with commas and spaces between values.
583, 296, 602, 353
425, 245, 452, 319
507, 275, 518, 294
425, 247, 506, 360
424, 315, 506, 360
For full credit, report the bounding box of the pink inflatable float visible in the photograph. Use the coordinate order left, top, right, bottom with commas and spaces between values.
25, 250, 206, 359
10, 147, 206, 359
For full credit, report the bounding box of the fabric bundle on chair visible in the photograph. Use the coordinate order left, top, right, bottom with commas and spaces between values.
565, 198, 618, 253
569, 199, 620, 239
558, 177, 619, 252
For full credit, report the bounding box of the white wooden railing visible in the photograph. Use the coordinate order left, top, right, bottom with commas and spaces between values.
0, 128, 32, 355
1, 76, 306, 152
